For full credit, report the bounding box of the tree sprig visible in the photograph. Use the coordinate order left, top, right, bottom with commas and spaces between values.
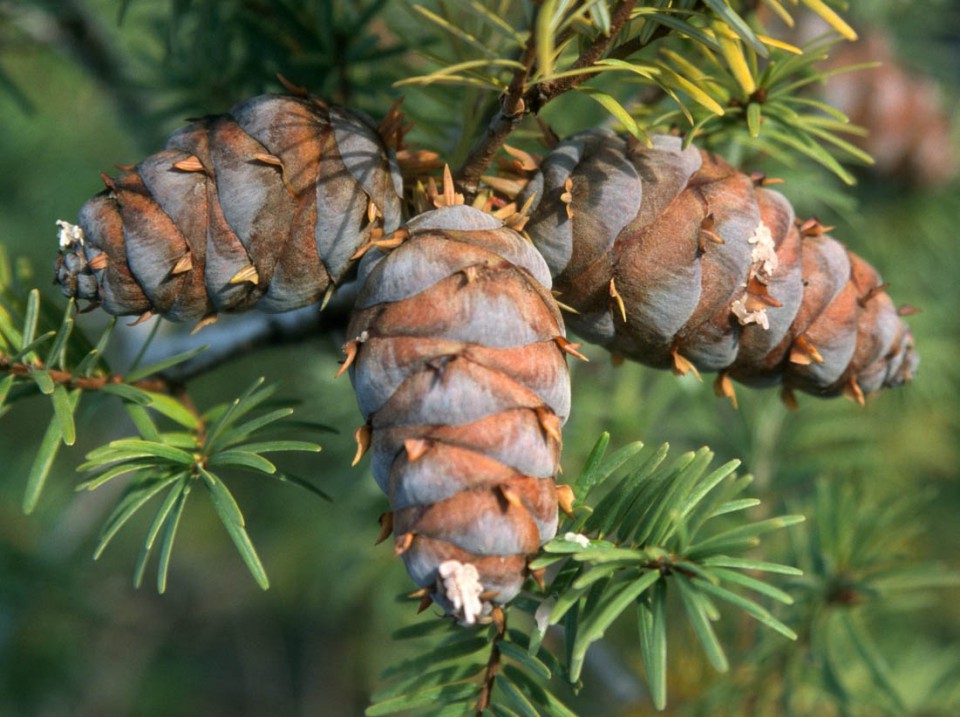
392, 0, 867, 190
1, 251, 331, 588
78, 377, 329, 592
370, 434, 803, 714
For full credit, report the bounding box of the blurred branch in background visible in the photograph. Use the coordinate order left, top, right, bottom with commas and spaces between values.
0, 0, 157, 148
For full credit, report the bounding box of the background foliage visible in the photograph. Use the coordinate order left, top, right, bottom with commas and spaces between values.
0, 0, 958, 714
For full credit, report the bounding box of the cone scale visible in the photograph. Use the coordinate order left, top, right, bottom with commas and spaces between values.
519, 131, 918, 402
345, 205, 570, 623
54, 93, 403, 322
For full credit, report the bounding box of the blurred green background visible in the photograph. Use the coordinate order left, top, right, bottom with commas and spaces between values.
0, 1, 958, 715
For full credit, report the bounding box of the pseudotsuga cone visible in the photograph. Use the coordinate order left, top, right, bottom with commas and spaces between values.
54, 93, 402, 323
823, 32, 957, 187
784, 15, 957, 187
48, 83, 921, 619
342, 204, 572, 623
518, 130, 918, 405
50, 89, 573, 621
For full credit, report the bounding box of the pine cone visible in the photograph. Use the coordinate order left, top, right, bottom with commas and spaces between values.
343, 205, 571, 623
780, 14, 958, 187
54, 93, 403, 322
519, 131, 918, 404
822, 33, 956, 187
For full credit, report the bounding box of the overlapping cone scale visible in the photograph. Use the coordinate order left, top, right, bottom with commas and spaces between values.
52, 88, 918, 623
519, 130, 918, 400
54, 94, 403, 320
345, 205, 569, 623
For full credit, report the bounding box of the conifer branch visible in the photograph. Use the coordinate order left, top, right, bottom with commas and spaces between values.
454, 6, 540, 196
3, 2, 950, 712
456, 0, 639, 195
475, 608, 506, 714
0, 339, 209, 496
0, 355, 174, 396
6, 0, 156, 148
528, 0, 639, 107
156, 303, 353, 385
607, 19, 675, 61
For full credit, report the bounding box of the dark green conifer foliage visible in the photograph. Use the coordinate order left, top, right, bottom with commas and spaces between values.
0, 1, 958, 715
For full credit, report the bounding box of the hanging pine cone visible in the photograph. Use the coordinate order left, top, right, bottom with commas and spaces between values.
342, 204, 573, 623
518, 130, 918, 406
821, 32, 957, 187
54, 93, 403, 323
780, 15, 958, 187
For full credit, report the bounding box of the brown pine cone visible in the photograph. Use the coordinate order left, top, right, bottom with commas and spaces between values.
343, 205, 572, 623
822, 32, 956, 187
519, 131, 918, 405
778, 14, 958, 187
54, 93, 403, 323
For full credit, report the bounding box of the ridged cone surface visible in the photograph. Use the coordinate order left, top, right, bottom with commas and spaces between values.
519, 131, 918, 400
53, 91, 920, 623
346, 205, 569, 622
55, 94, 403, 320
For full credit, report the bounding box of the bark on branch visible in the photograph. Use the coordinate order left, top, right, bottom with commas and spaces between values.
456, 0, 639, 195
0, 356, 169, 395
